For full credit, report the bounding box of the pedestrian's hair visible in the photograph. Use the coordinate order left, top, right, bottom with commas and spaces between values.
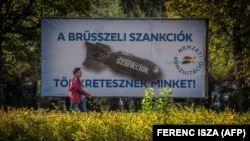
73, 67, 81, 75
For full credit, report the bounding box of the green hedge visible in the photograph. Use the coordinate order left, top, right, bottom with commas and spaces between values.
0, 106, 249, 141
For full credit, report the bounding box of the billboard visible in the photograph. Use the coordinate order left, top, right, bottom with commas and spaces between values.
41, 18, 208, 98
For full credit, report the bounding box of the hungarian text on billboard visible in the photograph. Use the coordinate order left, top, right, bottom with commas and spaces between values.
41, 18, 208, 97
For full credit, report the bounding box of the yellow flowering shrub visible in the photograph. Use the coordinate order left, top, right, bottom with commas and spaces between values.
0, 106, 249, 141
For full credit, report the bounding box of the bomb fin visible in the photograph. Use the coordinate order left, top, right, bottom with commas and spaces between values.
83, 42, 111, 69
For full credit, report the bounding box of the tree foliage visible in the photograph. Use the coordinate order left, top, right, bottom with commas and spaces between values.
0, 0, 42, 108
165, 0, 250, 112
121, 0, 166, 17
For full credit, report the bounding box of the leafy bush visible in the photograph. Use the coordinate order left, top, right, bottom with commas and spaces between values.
1, 105, 250, 141
141, 87, 173, 114
0, 87, 249, 140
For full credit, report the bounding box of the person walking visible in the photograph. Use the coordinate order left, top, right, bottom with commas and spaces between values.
68, 67, 92, 112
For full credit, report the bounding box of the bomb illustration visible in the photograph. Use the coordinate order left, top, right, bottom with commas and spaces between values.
83, 42, 162, 81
